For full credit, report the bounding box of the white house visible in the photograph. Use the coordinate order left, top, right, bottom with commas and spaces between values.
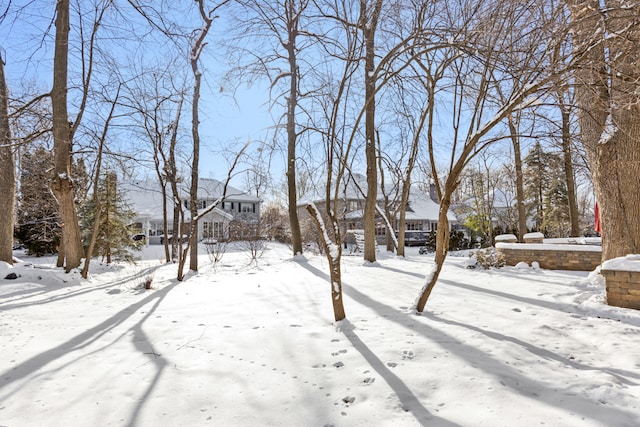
123, 178, 261, 243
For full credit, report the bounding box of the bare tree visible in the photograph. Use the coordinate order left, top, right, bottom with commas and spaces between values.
51, 0, 84, 272
506, 111, 528, 241
80, 84, 121, 278
124, 67, 186, 263
0, 50, 15, 264
568, 0, 640, 261
359, 0, 383, 263
225, 0, 314, 256
555, 85, 580, 237
188, 0, 231, 272
176, 140, 249, 281
415, 0, 572, 311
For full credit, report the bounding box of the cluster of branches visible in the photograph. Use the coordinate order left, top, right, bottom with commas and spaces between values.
2, 0, 638, 321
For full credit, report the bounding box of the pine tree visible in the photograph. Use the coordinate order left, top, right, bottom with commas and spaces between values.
15, 146, 61, 255
523, 142, 571, 237
79, 172, 142, 263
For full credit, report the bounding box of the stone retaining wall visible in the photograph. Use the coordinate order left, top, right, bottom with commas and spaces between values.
601, 269, 640, 310
495, 243, 602, 271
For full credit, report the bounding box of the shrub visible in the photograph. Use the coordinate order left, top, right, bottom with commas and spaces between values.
470, 247, 505, 269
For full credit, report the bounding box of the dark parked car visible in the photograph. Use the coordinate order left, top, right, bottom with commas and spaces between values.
131, 234, 146, 242
403, 231, 429, 247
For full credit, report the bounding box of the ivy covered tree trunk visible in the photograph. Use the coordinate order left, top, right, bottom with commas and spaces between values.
0, 53, 15, 264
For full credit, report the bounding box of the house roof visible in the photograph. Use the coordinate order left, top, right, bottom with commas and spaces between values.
122, 178, 258, 222
298, 176, 456, 222
298, 173, 388, 206
404, 190, 457, 222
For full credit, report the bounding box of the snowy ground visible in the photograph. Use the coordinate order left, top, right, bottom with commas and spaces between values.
1, 243, 639, 427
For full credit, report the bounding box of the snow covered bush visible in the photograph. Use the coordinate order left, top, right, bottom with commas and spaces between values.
470, 247, 505, 269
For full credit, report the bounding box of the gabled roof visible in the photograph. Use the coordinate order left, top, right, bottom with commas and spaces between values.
121, 178, 259, 221
197, 178, 260, 203
404, 189, 457, 222
298, 173, 389, 206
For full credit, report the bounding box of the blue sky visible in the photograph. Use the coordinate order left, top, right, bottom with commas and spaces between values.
0, 1, 282, 190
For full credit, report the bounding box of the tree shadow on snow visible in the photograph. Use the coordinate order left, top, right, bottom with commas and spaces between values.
339, 319, 462, 427
0, 277, 179, 411
342, 283, 640, 427
0, 264, 162, 311
296, 261, 459, 426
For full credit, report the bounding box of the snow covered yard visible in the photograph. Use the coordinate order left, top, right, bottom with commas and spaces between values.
1, 244, 639, 427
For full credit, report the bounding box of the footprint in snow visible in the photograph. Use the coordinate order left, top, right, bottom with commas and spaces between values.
401, 350, 415, 360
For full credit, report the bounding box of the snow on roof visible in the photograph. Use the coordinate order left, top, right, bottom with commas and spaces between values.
404, 190, 456, 222
122, 178, 258, 222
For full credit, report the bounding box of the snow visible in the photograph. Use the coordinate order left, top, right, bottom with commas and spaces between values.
496, 242, 603, 252
523, 232, 545, 239
598, 113, 617, 145
602, 254, 640, 272
494, 234, 517, 242
2, 244, 640, 426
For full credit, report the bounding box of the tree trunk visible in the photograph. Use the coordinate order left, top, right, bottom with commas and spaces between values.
507, 116, 527, 241
568, 0, 640, 261
415, 192, 452, 312
189, 66, 200, 272
361, 0, 382, 263
188, 0, 220, 272
0, 53, 15, 264
285, 5, 303, 256
558, 91, 580, 237
306, 204, 346, 321
51, 0, 84, 272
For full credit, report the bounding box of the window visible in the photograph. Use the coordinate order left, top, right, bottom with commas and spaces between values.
375, 225, 386, 236
241, 204, 253, 213
204, 222, 225, 239
184, 200, 206, 210
407, 222, 422, 231
203, 221, 213, 238
214, 222, 224, 238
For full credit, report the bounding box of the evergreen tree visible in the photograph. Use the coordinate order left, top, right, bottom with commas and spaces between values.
523, 142, 570, 237
524, 142, 549, 231
79, 172, 142, 263
542, 165, 571, 237
15, 146, 61, 255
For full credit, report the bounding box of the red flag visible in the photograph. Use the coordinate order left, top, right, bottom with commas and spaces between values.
594, 201, 601, 234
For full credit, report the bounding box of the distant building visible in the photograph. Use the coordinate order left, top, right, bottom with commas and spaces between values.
298, 174, 457, 245
123, 178, 260, 243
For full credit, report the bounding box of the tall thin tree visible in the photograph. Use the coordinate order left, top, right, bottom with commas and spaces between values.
51, 0, 84, 272
0, 50, 15, 264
